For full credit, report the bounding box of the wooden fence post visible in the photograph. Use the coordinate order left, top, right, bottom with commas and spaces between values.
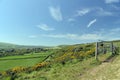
95, 42, 98, 60
102, 42, 106, 54
111, 42, 114, 55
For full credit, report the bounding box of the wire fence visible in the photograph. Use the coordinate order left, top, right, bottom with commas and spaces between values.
95, 41, 119, 60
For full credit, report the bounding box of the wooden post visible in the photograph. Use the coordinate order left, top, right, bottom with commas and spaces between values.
111, 42, 114, 55
102, 42, 106, 54
95, 42, 98, 60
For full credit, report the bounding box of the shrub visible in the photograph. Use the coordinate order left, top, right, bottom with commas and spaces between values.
12, 66, 25, 73
33, 62, 50, 71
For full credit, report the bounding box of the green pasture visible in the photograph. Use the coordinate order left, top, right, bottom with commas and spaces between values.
0, 52, 50, 71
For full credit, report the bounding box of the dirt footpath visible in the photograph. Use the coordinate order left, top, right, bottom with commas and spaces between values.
80, 55, 120, 80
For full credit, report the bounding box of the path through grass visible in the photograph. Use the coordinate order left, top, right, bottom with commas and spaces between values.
80, 55, 120, 80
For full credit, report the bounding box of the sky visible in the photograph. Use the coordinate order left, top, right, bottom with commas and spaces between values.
0, 0, 120, 46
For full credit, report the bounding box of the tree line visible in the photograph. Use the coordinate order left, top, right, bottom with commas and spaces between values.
0, 48, 47, 57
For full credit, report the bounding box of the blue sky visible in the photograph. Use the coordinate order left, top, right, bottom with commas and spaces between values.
0, 0, 120, 46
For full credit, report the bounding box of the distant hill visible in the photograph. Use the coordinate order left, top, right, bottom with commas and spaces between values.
0, 42, 18, 49
0, 40, 120, 49
0, 40, 120, 80
0, 42, 50, 49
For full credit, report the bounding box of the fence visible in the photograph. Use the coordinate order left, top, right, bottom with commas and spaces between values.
95, 41, 119, 60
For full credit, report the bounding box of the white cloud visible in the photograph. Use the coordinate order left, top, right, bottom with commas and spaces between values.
67, 8, 90, 23
80, 34, 101, 40
87, 19, 97, 28
92, 28, 120, 40
115, 20, 120, 24
111, 5, 120, 10
49, 6, 63, 21
37, 24, 55, 31
96, 8, 113, 16
42, 34, 66, 38
41, 27, 120, 42
68, 18, 75, 22
42, 33, 101, 40
42, 27, 120, 41
76, 8, 90, 16
28, 35, 37, 38
76, 7, 114, 17
110, 28, 120, 34
105, 0, 119, 4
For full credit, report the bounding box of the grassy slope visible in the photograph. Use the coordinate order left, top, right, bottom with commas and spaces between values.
0, 40, 120, 80
0, 53, 47, 60
0, 42, 18, 49
0, 42, 50, 49
0, 52, 50, 71
14, 40, 120, 80
15, 53, 111, 80
79, 41, 120, 80
0, 58, 43, 72
80, 55, 120, 80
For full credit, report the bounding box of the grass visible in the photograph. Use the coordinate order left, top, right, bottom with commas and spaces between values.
0, 52, 51, 71
0, 40, 119, 80
0, 53, 48, 60
15, 53, 112, 80
79, 54, 120, 80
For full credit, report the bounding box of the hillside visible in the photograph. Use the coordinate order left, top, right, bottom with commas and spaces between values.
0, 42, 18, 49
80, 55, 120, 80
0, 42, 50, 49
15, 54, 120, 80
0, 40, 119, 80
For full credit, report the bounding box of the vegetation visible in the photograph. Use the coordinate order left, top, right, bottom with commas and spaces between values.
0, 47, 48, 57
0, 42, 49, 49
0, 40, 119, 80
0, 52, 51, 71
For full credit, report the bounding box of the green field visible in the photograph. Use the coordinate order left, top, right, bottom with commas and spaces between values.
15, 53, 112, 80
0, 40, 119, 80
0, 52, 50, 71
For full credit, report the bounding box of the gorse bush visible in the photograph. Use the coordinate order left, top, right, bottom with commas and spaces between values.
1, 44, 96, 80
12, 67, 25, 73
54, 48, 95, 63
33, 62, 50, 71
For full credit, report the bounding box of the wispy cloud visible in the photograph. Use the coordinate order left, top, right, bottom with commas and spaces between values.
110, 28, 120, 34
105, 0, 119, 4
37, 24, 55, 31
93, 28, 120, 40
96, 8, 113, 16
79, 34, 102, 40
49, 6, 63, 21
115, 19, 120, 24
87, 19, 97, 28
67, 8, 90, 23
77, 7, 114, 16
90, 28, 120, 40
42, 33, 101, 40
28, 35, 37, 38
111, 5, 120, 10
68, 18, 75, 22
41, 27, 120, 41
76, 8, 90, 16
67, 7, 114, 23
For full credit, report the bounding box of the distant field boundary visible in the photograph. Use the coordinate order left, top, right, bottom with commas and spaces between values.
0, 56, 47, 61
